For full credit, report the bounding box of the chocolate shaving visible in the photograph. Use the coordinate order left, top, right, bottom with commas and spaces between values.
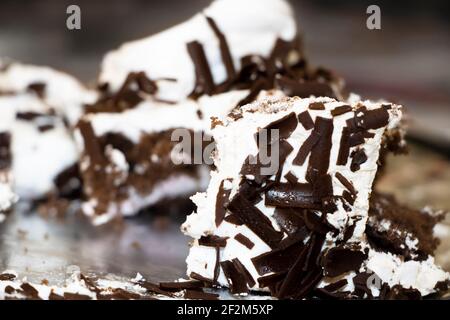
335, 172, 357, 196
252, 234, 305, 275
198, 235, 228, 247
0, 132, 12, 170
356, 108, 390, 130
205, 16, 236, 83
321, 246, 367, 277
283, 171, 298, 185
221, 260, 249, 294
260, 112, 298, 144
63, 292, 92, 300
257, 272, 287, 289
292, 130, 320, 166
228, 194, 283, 248
27, 82, 46, 98
0, 273, 16, 281
308, 117, 334, 176
19, 283, 40, 300
336, 127, 351, 166
350, 148, 368, 172
48, 291, 65, 300
331, 105, 352, 116
224, 213, 244, 226
323, 279, 348, 292
184, 289, 219, 300
348, 132, 366, 147
78, 120, 106, 165
234, 233, 255, 250
187, 41, 215, 97
215, 180, 231, 227
232, 258, 256, 288
99, 288, 141, 300
137, 280, 174, 297
303, 211, 332, 234
297, 111, 314, 130
352, 272, 373, 298
189, 272, 213, 286
236, 78, 271, 107
265, 182, 321, 209
308, 102, 325, 110
273, 208, 308, 236
213, 247, 221, 284
159, 280, 204, 290
16, 111, 47, 121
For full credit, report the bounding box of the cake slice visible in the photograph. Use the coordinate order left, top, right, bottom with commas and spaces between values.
77, 0, 344, 224
182, 95, 448, 299
0, 61, 97, 200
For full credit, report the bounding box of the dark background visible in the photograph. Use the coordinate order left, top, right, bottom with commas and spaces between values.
0, 0, 449, 148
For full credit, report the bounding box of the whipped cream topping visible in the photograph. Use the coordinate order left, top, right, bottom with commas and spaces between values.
99, 0, 297, 101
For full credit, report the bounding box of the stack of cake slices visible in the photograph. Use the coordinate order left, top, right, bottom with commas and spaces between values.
0, 0, 447, 299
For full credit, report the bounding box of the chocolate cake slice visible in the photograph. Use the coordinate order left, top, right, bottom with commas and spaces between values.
182, 95, 449, 299
0, 61, 97, 200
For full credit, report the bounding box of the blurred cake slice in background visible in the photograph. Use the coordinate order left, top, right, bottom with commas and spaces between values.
0, 60, 97, 200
